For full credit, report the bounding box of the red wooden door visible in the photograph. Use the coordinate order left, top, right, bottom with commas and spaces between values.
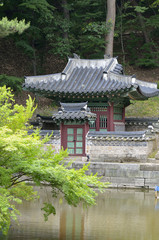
66, 127, 84, 155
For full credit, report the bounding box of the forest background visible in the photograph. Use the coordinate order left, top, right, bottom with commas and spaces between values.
0, 0, 159, 117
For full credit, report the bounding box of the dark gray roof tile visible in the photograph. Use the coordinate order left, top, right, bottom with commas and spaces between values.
87, 131, 153, 141
139, 86, 159, 98
24, 58, 159, 100
53, 102, 96, 122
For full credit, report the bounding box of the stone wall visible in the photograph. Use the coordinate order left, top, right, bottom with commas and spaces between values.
41, 130, 159, 163
70, 162, 159, 189
86, 138, 156, 163
114, 122, 125, 131
42, 131, 61, 153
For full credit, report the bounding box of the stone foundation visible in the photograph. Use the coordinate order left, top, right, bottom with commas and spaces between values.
38, 129, 159, 189
70, 162, 159, 189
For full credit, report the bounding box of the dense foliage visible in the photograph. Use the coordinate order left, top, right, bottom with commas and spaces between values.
0, 17, 30, 38
0, 0, 158, 75
0, 86, 108, 235
0, 74, 23, 92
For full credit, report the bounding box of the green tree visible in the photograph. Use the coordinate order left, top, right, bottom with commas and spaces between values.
68, 0, 107, 58
115, 0, 159, 67
1, 0, 158, 68
0, 17, 30, 38
0, 0, 54, 75
0, 86, 108, 236
0, 74, 23, 92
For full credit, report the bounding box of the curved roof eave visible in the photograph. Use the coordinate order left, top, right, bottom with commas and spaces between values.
138, 85, 159, 98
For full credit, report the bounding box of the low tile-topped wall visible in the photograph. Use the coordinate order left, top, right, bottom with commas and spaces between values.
44, 137, 61, 153
86, 132, 157, 163
125, 117, 159, 132
70, 162, 159, 189
86, 140, 155, 163
39, 130, 158, 163
36, 130, 61, 153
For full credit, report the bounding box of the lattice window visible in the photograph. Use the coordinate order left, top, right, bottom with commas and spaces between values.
89, 120, 96, 129
100, 115, 107, 128
114, 107, 123, 121
90, 106, 107, 112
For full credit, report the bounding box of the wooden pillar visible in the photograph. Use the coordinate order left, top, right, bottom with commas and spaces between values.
85, 122, 89, 134
123, 107, 125, 122
83, 122, 89, 156
108, 102, 114, 131
60, 122, 66, 150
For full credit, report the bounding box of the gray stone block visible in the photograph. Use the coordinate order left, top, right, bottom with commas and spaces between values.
144, 178, 159, 189
125, 170, 144, 178
135, 178, 145, 187
119, 163, 140, 171
143, 171, 159, 178
105, 169, 118, 177
155, 151, 159, 160
140, 164, 159, 171
109, 177, 135, 187
87, 168, 105, 176
104, 163, 120, 169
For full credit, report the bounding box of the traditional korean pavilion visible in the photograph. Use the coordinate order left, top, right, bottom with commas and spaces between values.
24, 55, 159, 156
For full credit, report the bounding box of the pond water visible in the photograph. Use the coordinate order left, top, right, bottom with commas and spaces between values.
6, 187, 159, 240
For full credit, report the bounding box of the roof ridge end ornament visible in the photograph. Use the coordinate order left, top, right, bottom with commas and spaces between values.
132, 74, 136, 84
81, 107, 86, 112
104, 54, 111, 59
61, 72, 66, 80
103, 71, 108, 80
58, 107, 63, 114
73, 53, 80, 59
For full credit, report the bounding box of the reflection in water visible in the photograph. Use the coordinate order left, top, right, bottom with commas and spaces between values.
6, 187, 159, 240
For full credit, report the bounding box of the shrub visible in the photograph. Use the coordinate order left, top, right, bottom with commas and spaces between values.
0, 74, 24, 92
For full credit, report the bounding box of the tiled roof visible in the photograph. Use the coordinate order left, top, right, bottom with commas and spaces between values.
138, 86, 159, 98
52, 102, 96, 122
24, 57, 159, 100
87, 131, 154, 141
36, 114, 53, 122
60, 102, 88, 111
28, 129, 60, 138
125, 117, 159, 126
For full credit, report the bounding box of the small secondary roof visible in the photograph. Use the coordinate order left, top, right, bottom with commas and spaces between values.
52, 102, 96, 122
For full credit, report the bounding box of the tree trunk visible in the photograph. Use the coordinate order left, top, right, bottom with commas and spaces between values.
105, 0, 116, 57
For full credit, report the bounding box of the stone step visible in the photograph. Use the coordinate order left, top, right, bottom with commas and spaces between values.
155, 151, 159, 160
65, 156, 88, 162
147, 158, 159, 164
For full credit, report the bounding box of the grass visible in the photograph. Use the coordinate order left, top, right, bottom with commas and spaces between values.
148, 149, 158, 159
126, 96, 159, 118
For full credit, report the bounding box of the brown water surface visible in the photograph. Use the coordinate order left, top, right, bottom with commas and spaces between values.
6, 187, 159, 240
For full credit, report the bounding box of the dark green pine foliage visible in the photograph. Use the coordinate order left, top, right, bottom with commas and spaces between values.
0, 0, 55, 75
0, 0, 159, 70
0, 75, 23, 92
69, 0, 108, 58
115, 0, 159, 67
46, 0, 108, 58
